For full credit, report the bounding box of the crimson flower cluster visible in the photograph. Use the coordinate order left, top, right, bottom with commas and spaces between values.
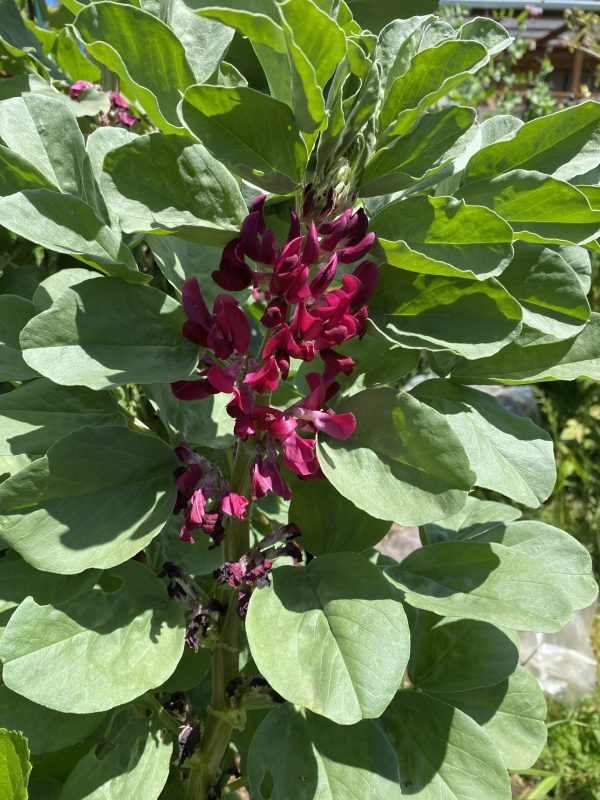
172, 191, 379, 500
69, 81, 139, 128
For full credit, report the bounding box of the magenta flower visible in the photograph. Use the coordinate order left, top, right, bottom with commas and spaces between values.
69, 80, 93, 100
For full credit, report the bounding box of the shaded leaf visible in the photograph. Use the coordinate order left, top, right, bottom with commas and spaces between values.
0, 425, 179, 573
0, 295, 39, 381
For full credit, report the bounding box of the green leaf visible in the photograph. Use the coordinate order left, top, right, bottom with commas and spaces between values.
428, 667, 546, 771
0, 686, 104, 756
369, 267, 522, 359
371, 196, 514, 280
361, 106, 477, 196
423, 496, 521, 544
142, 0, 234, 84
181, 85, 307, 193
0, 728, 30, 800
279, 0, 346, 91
458, 170, 600, 246
465, 101, 600, 184
0, 425, 178, 573
0, 561, 185, 713
145, 382, 236, 449
59, 709, 172, 800
0, 0, 58, 76
318, 388, 474, 526
387, 540, 574, 632
450, 312, 600, 384
189, 0, 285, 52
499, 242, 590, 341
0, 94, 104, 215
0, 145, 56, 195
383, 691, 511, 800
32, 268, 101, 313
146, 234, 223, 298
464, 519, 598, 611
75, 1, 195, 133
101, 133, 247, 245
21, 278, 198, 389
0, 295, 39, 381
248, 704, 400, 800
0, 378, 125, 467
379, 40, 488, 140
0, 551, 98, 615
288, 474, 390, 555
246, 552, 410, 724
411, 379, 555, 507
332, 334, 420, 395
459, 16, 513, 56
0, 190, 143, 281
408, 611, 519, 694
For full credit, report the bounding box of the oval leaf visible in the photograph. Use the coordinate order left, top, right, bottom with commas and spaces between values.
0, 562, 185, 713
246, 552, 410, 724
317, 389, 474, 525
21, 278, 198, 389
0, 425, 178, 573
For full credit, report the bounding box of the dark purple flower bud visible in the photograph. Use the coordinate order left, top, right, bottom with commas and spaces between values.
321, 348, 355, 380
109, 91, 129, 109
240, 196, 278, 265
208, 295, 251, 358
288, 209, 301, 241
181, 277, 212, 346
303, 222, 320, 266
251, 452, 292, 500
309, 253, 338, 299
302, 184, 315, 218
116, 111, 139, 128
212, 239, 253, 291
171, 377, 217, 401
261, 297, 288, 329
351, 259, 380, 307
337, 231, 376, 264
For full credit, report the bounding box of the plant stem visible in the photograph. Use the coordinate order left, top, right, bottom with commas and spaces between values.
185, 441, 254, 799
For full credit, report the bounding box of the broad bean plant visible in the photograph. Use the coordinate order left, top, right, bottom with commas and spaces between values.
0, 1, 598, 799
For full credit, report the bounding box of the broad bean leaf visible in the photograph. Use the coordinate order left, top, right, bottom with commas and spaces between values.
0, 190, 143, 281
181, 85, 307, 193
379, 40, 488, 140
450, 312, 600, 383
59, 710, 172, 800
408, 611, 519, 694
383, 691, 511, 800
411, 379, 555, 507
188, 0, 285, 52
145, 382, 236, 449
423, 497, 521, 544
387, 540, 574, 632
0, 551, 98, 615
465, 519, 598, 611
370, 196, 514, 280
318, 389, 474, 525
248, 704, 400, 800
142, 0, 234, 84
101, 133, 247, 244
459, 16, 513, 55
428, 667, 547, 771
458, 170, 600, 245
32, 268, 101, 313
0, 561, 185, 713
146, 234, 224, 300
465, 100, 600, 184
0, 687, 104, 756
287, 474, 390, 555
369, 267, 522, 359
85, 126, 138, 185
75, 1, 195, 133
0, 728, 30, 800
0, 378, 125, 467
498, 243, 590, 340
332, 334, 420, 395
0, 145, 55, 195
0, 425, 178, 573
360, 106, 477, 196
0, 94, 104, 216
20, 278, 198, 389
0, 295, 39, 381
246, 552, 410, 724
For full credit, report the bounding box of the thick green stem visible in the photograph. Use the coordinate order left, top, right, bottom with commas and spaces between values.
185, 442, 255, 800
